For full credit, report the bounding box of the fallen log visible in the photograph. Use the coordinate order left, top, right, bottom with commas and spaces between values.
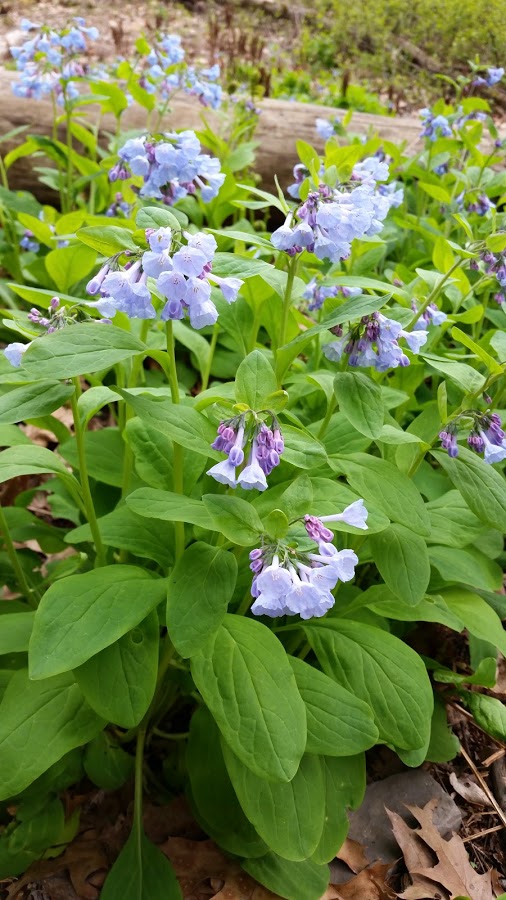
0, 69, 424, 205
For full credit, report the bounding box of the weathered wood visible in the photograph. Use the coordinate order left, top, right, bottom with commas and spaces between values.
0, 69, 424, 204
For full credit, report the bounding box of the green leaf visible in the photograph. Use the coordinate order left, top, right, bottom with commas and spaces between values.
84, 732, 134, 790
29, 567, 167, 680
421, 354, 485, 394
127, 488, 213, 529
289, 656, 378, 756
242, 853, 329, 900
0, 382, 74, 425
451, 326, 503, 375
281, 425, 327, 469
0, 670, 104, 800
20, 324, 146, 380
304, 619, 433, 750
235, 350, 278, 410
119, 391, 218, 459
202, 494, 264, 546
77, 225, 138, 256
426, 490, 486, 548
0, 445, 76, 486
77, 385, 117, 427
212, 253, 272, 280
0, 611, 35, 654
67, 506, 174, 568
312, 755, 365, 864
191, 615, 306, 782
332, 453, 431, 536
45, 244, 97, 293
135, 206, 182, 232
167, 543, 237, 657
60, 428, 125, 487
429, 545, 502, 592
419, 182, 451, 203
101, 823, 181, 900
263, 509, 289, 540
460, 690, 506, 741
74, 612, 159, 727
433, 447, 506, 532
433, 657, 497, 688
441, 589, 506, 655
223, 744, 325, 861
187, 706, 267, 858
369, 524, 431, 606
426, 697, 460, 763
333, 372, 385, 439
0, 425, 31, 447
363, 585, 464, 631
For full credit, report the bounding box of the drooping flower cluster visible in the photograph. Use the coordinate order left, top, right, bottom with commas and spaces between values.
207, 412, 284, 492
323, 310, 427, 371
419, 108, 452, 140
86, 226, 242, 328
110, 132, 225, 205
11, 18, 98, 104
272, 157, 400, 263
302, 278, 361, 312
472, 244, 506, 305
440, 411, 506, 464
249, 500, 368, 619
106, 192, 133, 218
411, 301, 447, 332
473, 67, 504, 88
132, 32, 222, 109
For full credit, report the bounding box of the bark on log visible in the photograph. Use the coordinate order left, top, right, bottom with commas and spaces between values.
0, 70, 423, 205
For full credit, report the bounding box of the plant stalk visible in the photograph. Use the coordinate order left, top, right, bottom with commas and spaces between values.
70, 378, 106, 566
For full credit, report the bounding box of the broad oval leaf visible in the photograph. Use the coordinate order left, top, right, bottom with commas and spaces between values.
190, 615, 306, 782
74, 612, 159, 728
303, 619, 433, 751
101, 823, 181, 900
0, 382, 74, 425
289, 656, 378, 756
235, 350, 278, 410
0, 670, 104, 800
433, 447, 506, 532
167, 543, 237, 657
202, 494, 264, 546
20, 324, 146, 380
223, 743, 326, 861
127, 488, 214, 529
369, 524, 431, 606
29, 567, 167, 680
333, 372, 385, 439
243, 852, 330, 900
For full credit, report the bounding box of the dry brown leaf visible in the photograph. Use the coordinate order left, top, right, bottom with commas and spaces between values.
328, 862, 394, 899
162, 837, 283, 900
449, 772, 493, 807
5, 836, 108, 900
335, 837, 370, 873
388, 799, 494, 900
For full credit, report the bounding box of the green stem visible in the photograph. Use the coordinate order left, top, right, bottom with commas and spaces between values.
165, 322, 185, 560
236, 589, 253, 616
201, 324, 219, 392
317, 396, 337, 439
134, 727, 147, 832
65, 103, 73, 213
70, 378, 106, 566
279, 256, 297, 351
0, 504, 39, 607
121, 326, 150, 497
407, 258, 464, 331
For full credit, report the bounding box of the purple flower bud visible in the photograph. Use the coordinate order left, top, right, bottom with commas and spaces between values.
249, 548, 263, 560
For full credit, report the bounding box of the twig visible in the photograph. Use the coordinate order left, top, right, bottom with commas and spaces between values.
463, 823, 505, 842
483, 748, 506, 767
460, 745, 506, 829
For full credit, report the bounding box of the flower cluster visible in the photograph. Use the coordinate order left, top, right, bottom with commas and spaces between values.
473, 245, 506, 305
11, 18, 98, 103
106, 193, 132, 218
412, 301, 447, 332
473, 67, 504, 88
302, 278, 361, 312
86, 226, 242, 328
315, 115, 341, 140
249, 500, 367, 619
323, 310, 427, 371
272, 157, 401, 264
207, 412, 284, 492
420, 108, 452, 140
110, 132, 225, 205
135, 32, 222, 109
19, 213, 70, 254
440, 411, 506, 464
